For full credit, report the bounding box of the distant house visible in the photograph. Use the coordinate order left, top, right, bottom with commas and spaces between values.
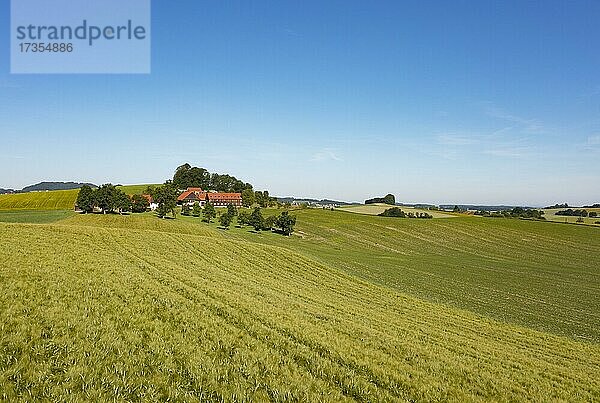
206, 192, 242, 207
142, 194, 159, 211
177, 188, 207, 205
177, 187, 242, 207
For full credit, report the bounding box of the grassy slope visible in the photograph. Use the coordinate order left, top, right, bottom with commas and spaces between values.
117, 184, 159, 195
0, 210, 75, 224
59, 210, 600, 343
58, 213, 217, 237
543, 208, 600, 225
0, 186, 157, 212
1, 222, 599, 401
229, 210, 600, 342
0, 189, 78, 210
339, 203, 455, 218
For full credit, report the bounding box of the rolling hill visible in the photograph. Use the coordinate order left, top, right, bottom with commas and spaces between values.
0, 189, 79, 210
0, 185, 157, 211
1, 189, 599, 400
1, 221, 599, 401
338, 203, 455, 218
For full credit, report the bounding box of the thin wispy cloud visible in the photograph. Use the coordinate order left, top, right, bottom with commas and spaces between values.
587, 135, 600, 145
484, 104, 546, 134
435, 133, 479, 146
283, 28, 300, 37
579, 134, 600, 153
433, 128, 535, 159
0, 155, 26, 160
483, 146, 533, 158
310, 149, 343, 162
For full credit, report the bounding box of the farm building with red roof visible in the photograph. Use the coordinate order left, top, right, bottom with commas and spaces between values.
177, 188, 242, 207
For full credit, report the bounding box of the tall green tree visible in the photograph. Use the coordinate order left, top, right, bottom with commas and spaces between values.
172, 163, 252, 192
76, 185, 95, 213
227, 203, 238, 217
203, 202, 216, 223
95, 184, 118, 214
383, 194, 395, 205
264, 215, 276, 231
115, 191, 132, 214
249, 207, 265, 231
219, 212, 233, 228
237, 210, 250, 226
181, 204, 191, 216
192, 202, 201, 217
131, 194, 150, 213
242, 189, 255, 207
275, 211, 296, 235
154, 182, 178, 218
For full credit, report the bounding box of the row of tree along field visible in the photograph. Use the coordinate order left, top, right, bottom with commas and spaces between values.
474, 207, 546, 219
378, 207, 433, 219
555, 208, 598, 217
182, 202, 296, 235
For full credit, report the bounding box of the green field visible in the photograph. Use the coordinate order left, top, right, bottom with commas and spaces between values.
51, 209, 600, 341
0, 185, 157, 211
1, 190, 600, 400
1, 221, 599, 401
339, 203, 456, 218
200, 209, 600, 342
0, 189, 78, 210
543, 208, 600, 226
0, 210, 75, 224
117, 184, 159, 195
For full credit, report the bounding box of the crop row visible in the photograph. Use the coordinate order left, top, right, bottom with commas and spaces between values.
1, 222, 599, 401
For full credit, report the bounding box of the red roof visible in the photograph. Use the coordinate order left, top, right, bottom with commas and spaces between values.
141, 194, 153, 203
178, 189, 241, 202
177, 189, 208, 202
177, 190, 196, 201
207, 193, 242, 200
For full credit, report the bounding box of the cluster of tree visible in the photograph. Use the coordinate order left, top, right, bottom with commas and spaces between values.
172, 163, 253, 192
378, 207, 432, 219
76, 184, 132, 214
365, 194, 395, 205
237, 207, 296, 235
241, 189, 278, 207
555, 209, 594, 217
139, 182, 179, 218
584, 203, 600, 208
544, 203, 569, 209
476, 207, 545, 219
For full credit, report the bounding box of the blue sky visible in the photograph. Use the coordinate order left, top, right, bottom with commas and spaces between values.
1, 1, 599, 205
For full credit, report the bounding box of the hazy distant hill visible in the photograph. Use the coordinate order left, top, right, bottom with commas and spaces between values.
277, 197, 353, 206
0, 188, 15, 195
20, 182, 97, 192
439, 204, 534, 211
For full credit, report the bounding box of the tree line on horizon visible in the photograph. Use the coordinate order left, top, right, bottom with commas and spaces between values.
172, 163, 253, 193
181, 202, 296, 235
378, 207, 433, 219
555, 209, 597, 218
172, 163, 278, 208
475, 207, 545, 219
365, 194, 396, 205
